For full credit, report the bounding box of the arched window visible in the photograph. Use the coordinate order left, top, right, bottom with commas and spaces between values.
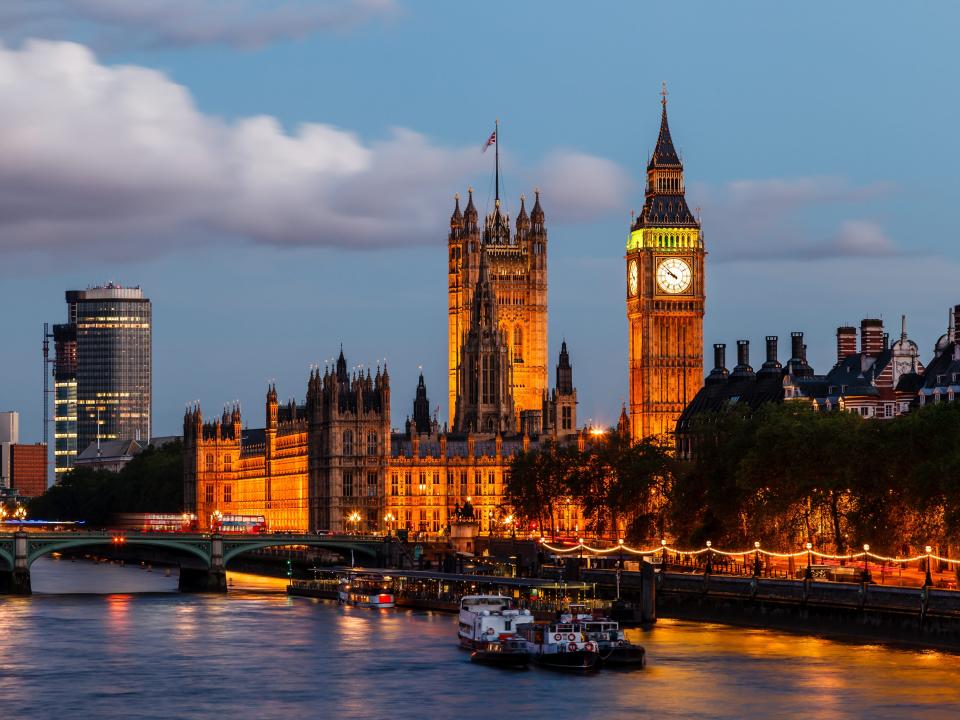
513, 326, 523, 363
367, 432, 377, 455
224, 454, 232, 471
205, 454, 214, 472
343, 430, 353, 456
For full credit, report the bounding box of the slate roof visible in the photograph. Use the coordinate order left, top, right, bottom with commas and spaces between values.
648, 103, 681, 169
920, 343, 960, 391
634, 194, 697, 228
75, 438, 143, 462
676, 372, 788, 432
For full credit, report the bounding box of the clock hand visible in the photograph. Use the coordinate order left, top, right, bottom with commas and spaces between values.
667, 269, 678, 279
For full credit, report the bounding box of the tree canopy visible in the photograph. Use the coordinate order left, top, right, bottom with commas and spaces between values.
28, 440, 184, 527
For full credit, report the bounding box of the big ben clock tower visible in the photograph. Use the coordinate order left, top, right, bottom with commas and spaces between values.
626, 86, 705, 441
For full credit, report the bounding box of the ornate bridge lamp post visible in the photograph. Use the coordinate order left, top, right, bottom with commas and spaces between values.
753, 541, 762, 577
348, 511, 361, 535
704, 541, 713, 575
805, 542, 813, 580
384, 512, 395, 536
925, 545, 933, 587
0, 504, 7, 527
661, 538, 668, 571
862, 544, 870, 582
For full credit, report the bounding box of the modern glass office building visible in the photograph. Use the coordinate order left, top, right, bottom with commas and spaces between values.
53, 285, 151, 476
52, 323, 78, 476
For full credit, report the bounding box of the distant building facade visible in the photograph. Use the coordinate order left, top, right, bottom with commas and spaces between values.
677, 306, 958, 456
10, 443, 47, 497
73, 438, 145, 473
0, 411, 19, 489
53, 284, 152, 477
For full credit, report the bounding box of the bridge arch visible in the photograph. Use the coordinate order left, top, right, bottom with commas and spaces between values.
0, 546, 12, 571
26, 537, 212, 568
221, 539, 380, 567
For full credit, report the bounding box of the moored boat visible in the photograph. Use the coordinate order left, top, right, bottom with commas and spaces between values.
338, 574, 395, 608
458, 595, 535, 650
559, 605, 646, 668
469, 637, 531, 668
518, 621, 600, 675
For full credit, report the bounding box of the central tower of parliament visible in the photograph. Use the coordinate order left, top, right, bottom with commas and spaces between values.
447, 189, 548, 428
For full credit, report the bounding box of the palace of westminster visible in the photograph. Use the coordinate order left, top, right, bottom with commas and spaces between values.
184, 93, 704, 534
183, 94, 960, 534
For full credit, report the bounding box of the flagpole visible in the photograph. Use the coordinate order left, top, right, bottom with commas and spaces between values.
495, 118, 499, 203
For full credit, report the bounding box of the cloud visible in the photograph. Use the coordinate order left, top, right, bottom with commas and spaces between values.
0, 0, 396, 49
534, 151, 634, 223
0, 40, 628, 262
692, 176, 899, 262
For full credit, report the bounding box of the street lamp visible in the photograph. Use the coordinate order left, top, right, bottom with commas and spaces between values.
805, 542, 813, 579
862, 544, 870, 582
753, 541, 762, 577
705, 540, 713, 575
925, 545, 933, 587
384, 512, 395, 536
661, 538, 668, 571
348, 511, 362, 534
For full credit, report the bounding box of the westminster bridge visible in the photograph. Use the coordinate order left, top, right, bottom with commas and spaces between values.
0, 530, 392, 595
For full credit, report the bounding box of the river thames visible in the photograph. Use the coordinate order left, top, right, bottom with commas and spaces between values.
2, 558, 960, 719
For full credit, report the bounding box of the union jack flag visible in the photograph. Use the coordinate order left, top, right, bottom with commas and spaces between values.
482, 129, 497, 153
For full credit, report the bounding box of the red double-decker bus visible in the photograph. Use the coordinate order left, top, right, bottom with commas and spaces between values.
212, 514, 267, 534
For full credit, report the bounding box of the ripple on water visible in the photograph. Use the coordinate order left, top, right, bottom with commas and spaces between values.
4, 559, 960, 720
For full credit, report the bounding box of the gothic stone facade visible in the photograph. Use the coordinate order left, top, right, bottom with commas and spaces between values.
448, 190, 548, 428
626, 94, 705, 441
184, 348, 581, 534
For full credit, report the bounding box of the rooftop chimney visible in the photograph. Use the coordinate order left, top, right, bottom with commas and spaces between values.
837, 326, 857, 363
758, 336, 782, 376
954, 305, 960, 342
731, 340, 754, 378
787, 331, 814, 378
860, 318, 884, 356
706, 343, 729, 385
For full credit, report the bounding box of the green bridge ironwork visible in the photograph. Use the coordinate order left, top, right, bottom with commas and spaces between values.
0, 530, 390, 595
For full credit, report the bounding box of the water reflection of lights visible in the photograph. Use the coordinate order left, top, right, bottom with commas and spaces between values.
105, 593, 133, 633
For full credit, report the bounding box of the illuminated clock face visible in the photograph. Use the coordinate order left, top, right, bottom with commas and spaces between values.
628, 259, 638, 296
656, 258, 692, 294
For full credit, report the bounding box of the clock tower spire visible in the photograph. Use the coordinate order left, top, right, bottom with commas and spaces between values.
625, 88, 705, 441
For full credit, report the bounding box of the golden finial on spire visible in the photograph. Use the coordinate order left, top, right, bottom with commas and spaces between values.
454, 192, 460, 201
661, 81, 668, 107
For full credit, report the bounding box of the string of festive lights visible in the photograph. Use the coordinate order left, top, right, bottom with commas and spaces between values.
537, 539, 958, 565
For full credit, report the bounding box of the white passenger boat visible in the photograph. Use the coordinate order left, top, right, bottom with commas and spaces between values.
337, 574, 395, 608
457, 595, 534, 650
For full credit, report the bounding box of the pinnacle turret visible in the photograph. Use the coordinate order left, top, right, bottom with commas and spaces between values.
450, 193, 463, 231
648, 83, 681, 169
